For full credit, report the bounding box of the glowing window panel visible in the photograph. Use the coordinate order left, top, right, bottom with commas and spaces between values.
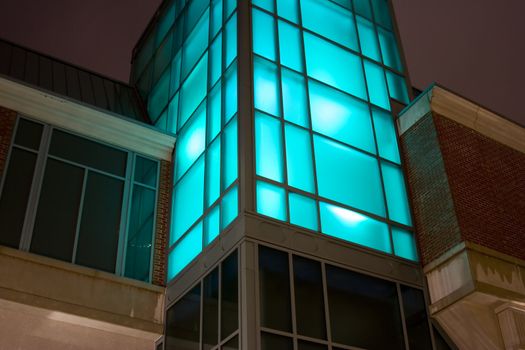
155, 2, 175, 46
204, 205, 220, 245
281, 68, 308, 127
392, 227, 417, 261
354, 0, 373, 19
225, 13, 237, 68
225, 63, 238, 123
371, 0, 393, 30
378, 28, 402, 72
278, 21, 303, 72
182, 9, 209, 79
206, 136, 221, 207
208, 83, 222, 143
381, 162, 412, 226
314, 135, 385, 217
221, 185, 238, 229
170, 51, 182, 98
172, 159, 205, 244
168, 221, 203, 280
225, 0, 236, 18
386, 71, 410, 104
148, 68, 169, 121
210, 34, 222, 87
254, 57, 281, 117
364, 60, 390, 110
285, 123, 314, 193
175, 102, 206, 180
372, 108, 400, 164
357, 16, 381, 63
304, 33, 366, 101
180, 54, 208, 129
211, 0, 223, 38
289, 192, 318, 231
223, 117, 238, 189
253, 8, 276, 61
253, 0, 274, 12
301, 0, 358, 51
319, 202, 391, 253
277, 0, 299, 23
256, 181, 287, 221
255, 112, 284, 183
309, 80, 375, 153
167, 93, 179, 134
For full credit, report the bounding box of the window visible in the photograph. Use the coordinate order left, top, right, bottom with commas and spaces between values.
0, 117, 159, 282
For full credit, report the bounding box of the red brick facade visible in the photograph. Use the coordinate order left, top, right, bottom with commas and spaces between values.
152, 159, 172, 286
0, 106, 17, 181
401, 112, 525, 265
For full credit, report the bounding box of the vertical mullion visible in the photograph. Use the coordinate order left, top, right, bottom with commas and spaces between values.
320, 262, 333, 348
396, 283, 410, 350
288, 253, 298, 350
116, 152, 135, 277
0, 116, 20, 205
218, 258, 222, 345
240, 241, 258, 349
72, 168, 88, 264
254, 244, 262, 349
200, 278, 204, 350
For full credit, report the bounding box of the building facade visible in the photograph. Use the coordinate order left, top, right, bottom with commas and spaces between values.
0, 0, 523, 349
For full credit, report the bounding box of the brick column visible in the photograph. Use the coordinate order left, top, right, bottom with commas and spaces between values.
152, 159, 172, 286
0, 106, 17, 180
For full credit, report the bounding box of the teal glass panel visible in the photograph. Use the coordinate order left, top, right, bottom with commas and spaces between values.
314, 135, 385, 217
255, 112, 284, 183
225, 0, 236, 18
180, 53, 208, 128
278, 21, 303, 72
221, 185, 238, 229
254, 57, 281, 117
356, 16, 381, 62
281, 68, 308, 127
206, 137, 221, 207
170, 51, 182, 98
182, 9, 210, 79
386, 71, 409, 104
301, 0, 357, 50
331, 0, 351, 10
304, 33, 366, 100
167, 93, 179, 134
154, 33, 173, 82
205, 205, 220, 245
224, 63, 238, 123
223, 117, 238, 189
208, 83, 222, 143
371, 0, 393, 29
176, 101, 206, 180
256, 181, 287, 221
156, 2, 175, 46
285, 124, 314, 193
289, 192, 318, 231
378, 28, 402, 72
253, 0, 274, 13
168, 221, 203, 280
253, 8, 276, 61
319, 202, 391, 253
277, 0, 299, 23
225, 13, 237, 68
210, 34, 222, 87
372, 108, 400, 164
309, 80, 375, 153
148, 68, 170, 120
211, 0, 223, 38
364, 60, 390, 110
186, 0, 209, 35
354, 0, 372, 19
392, 227, 417, 261
172, 158, 205, 244
381, 162, 412, 226
155, 110, 168, 132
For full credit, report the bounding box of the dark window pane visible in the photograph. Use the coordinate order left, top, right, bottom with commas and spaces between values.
124, 185, 155, 281
14, 118, 43, 150
75, 172, 123, 272
203, 268, 219, 350
298, 340, 327, 350
135, 156, 158, 187
326, 265, 404, 350
261, 332, 293, 350
258, 246, 292, 332
0, 148, 37, 248
31, 159, 84, 262
222, 335, 238, 350
221, 250, 238, 339
165, 284, 201, 350
401, 285, 433, 350
293, 256, 326, 339
49, 130, 127, 176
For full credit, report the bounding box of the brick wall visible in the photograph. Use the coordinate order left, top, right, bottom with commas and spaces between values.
0, 106, 17, 180
434, 114, 525, 261
400, 113, 462, 265
152, 159, 172, 286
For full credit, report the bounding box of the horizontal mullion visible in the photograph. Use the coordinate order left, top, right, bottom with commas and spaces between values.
46, 154, 127, 181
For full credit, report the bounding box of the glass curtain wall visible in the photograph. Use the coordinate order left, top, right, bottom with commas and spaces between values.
132, 0, 239, 281
252, 0, 417, 261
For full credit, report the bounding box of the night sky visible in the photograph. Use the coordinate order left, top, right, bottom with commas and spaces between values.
0, 0, 523, 125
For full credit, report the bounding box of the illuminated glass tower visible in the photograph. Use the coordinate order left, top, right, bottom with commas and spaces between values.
131, 0, 438, 349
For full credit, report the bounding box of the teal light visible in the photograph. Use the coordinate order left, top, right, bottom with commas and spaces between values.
206, 136, 221, 207
225, 63, 238, 123
221, 185, 238, 229
281, 68, 309, 127
204, 205, 220, 245
182, 9, 210, 79
211, 0, 223, 38
386, 71, 410, 104
254, 57, 281, 117
175, 102, 206, 180
381, 162, 412, 226
223, 117, 238, 189
168, 221, 203, 280
357, 16, 381, 62
210, 34, 222, 87
277, 0, 299, 23
167, 93, 179, 134
320, 202, 392, 253
378, 28, 403, 72
253, 0, 274, 12
285, 123, 314, 193
372, 108, 400, 164
208, 84, 221, 143
225, 13, 237, 68
364, 60, 390, 111
289, 192, 318, 231
148, 68, 169, 121
170, 51, 181, 98
253, 8, 276, 61
255, 112, 283, 183
392, 227, 418, 261
256, 181, 287, 221
278, 21, 304, 72
180, 53, 208, 128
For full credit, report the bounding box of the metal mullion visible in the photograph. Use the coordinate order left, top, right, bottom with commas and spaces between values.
320, 262, 332, 348
0, 117, 21, 198
259, 327, 294, 338
288, 253, 298, 350
72, 168, 89, 264
254, 243, 262, 349
200, 276, 204, 350
330, 341, 367, 350
115, 152, 135, 277
9, 144, 39, 155
396, 283, 411, 350
218, 258, 222, 345
45, 155, 126, 181
133, 181, 158, 192
295, 334, 329, 345
219, 329, 239, 347
219, 0, 228, 231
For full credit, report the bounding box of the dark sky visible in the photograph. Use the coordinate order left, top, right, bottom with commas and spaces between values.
0, 0, 524, 125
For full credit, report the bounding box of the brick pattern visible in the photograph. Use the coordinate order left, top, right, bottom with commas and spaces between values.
0, 106, 17, 181
400, 114, 462, 265
434, 115, 525, 261
152, 159, 172, 286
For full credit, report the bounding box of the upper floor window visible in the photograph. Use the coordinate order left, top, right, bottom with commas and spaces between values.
0, 116, 159, 282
